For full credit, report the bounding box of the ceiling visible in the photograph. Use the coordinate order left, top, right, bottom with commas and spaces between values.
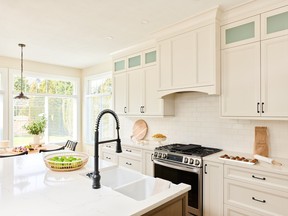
0, 0, 251, 69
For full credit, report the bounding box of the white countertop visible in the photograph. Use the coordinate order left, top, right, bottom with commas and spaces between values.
204, 150, 288, 176
0, 153, 190, 216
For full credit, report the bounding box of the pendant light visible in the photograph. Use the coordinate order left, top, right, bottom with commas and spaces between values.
14, 43, 29, 99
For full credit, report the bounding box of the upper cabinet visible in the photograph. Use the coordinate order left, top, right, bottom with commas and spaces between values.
221, 16, 260, 49
112, 45, 174, 117
261, 6, 288, 40
221, 5, 288, 119
155, 7, 221, 97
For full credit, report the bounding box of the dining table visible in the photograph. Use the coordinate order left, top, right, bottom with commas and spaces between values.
0, 144, 63, 156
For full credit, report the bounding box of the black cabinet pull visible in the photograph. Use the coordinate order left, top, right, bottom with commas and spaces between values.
126, 162, 132, 166
262, 102, 264, 113
124, 107, 127, 113
257, 102, 260, 113
142, 106, 145, 113
252, 175, 266, 180
125, 149, 132, 152
252, 197, 266, 203
105, 157, 111, 160
204, 164, 207, 174
151, 153, 154, 162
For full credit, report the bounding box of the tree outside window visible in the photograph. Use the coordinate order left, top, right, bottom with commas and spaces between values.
13, 75, 78, 146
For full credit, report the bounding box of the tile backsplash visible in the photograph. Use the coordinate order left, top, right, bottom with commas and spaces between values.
119, 92, 288, 159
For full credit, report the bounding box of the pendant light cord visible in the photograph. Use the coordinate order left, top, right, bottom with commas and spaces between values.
20, 44, 24, 92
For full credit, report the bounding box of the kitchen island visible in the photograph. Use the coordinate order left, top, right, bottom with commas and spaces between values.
0, 152, 190, 216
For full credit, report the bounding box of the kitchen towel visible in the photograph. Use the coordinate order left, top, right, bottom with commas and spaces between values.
254, 126, 269, 157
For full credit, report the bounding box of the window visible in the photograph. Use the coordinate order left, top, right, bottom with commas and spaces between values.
12, 72, 79, 146
84, 72, 112, 144
0, 68, 8, 140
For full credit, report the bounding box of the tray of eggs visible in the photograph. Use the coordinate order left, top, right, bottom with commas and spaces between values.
219, 154, 258, 165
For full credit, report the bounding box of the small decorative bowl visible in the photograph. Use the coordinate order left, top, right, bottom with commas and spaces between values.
43, 152, 89, 172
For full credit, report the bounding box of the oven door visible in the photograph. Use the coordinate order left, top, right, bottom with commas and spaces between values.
154, 159, 202, 216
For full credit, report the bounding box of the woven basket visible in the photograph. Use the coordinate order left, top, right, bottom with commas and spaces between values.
43, 152, 89, 172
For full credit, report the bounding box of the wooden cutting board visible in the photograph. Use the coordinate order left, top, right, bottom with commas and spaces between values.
132, 119, 148, 141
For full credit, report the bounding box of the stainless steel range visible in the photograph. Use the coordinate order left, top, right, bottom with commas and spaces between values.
153, 144, 222, 216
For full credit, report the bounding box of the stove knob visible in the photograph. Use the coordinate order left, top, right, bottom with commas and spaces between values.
162, 153, 167, 159
154, 152, 158, 158
184, 157, 188, 163
158, 153, 162, 158
189, 158, 194, 164
195, 159, 200, 166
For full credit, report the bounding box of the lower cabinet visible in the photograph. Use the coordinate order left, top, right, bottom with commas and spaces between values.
224, 165, 288, 216
100, 144, 155, 175
118, 156, 141, 172
203, 160, 224, 216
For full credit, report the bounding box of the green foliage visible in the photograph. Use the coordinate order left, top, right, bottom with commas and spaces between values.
23, 116, 47, 135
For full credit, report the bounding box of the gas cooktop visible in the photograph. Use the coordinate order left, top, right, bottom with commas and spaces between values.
155, 143, 222, 157
153, 144, 222, 168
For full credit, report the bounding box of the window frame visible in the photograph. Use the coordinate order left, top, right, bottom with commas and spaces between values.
8, 69, 80, 145
0, 68, 9, 140
83, 71, 113, 145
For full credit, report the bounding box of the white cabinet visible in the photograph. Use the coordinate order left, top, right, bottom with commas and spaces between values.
118, 156, 141, 172
100, 144, 155, 176
221, 15, 260, 49
142, 150, 154, 176
113, 47, 174, 117
203, 161, 223, 216
261, 35, 288, 117
224, 165, 288, 216
113, 72, 127, 115
221, 42, 261, 117
158, 23, 220, 96
261, 6, 288, 40
221, 11, 288, 119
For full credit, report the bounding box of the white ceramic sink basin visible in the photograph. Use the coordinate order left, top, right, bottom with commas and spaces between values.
114, 177, 171, 201
100, 166, 144, 189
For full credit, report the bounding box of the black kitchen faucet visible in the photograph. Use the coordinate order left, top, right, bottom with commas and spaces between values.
92, 109, 122, 189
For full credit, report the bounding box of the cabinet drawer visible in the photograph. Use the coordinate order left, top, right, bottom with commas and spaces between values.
118, 156, 141, 172
102, 143, 115, 151
225, 165, 288, 192
224, 179, 288, 216
224, 204, 261, 216
122, 146, 142, 157
103, 152, 117, 163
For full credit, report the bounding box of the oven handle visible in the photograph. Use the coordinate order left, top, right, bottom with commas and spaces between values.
153, 159, 201, 174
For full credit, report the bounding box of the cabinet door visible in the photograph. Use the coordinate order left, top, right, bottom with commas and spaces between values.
127, 69, 144, 115
142, 150, 154, 176
113, 72, 127, 115
261, 35, 288, 117
195, 25, 215, 86
221, 43, 261, 117
171, 30, 196, 87
261, 6, 288, 40
203, 161, 224, 216
221, 16, 260, 49
143, 66, 163, 115
158, 40, 172, 90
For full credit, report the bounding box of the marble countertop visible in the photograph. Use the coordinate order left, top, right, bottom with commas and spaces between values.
0, 153, 190, 216
204, 150, 288, 176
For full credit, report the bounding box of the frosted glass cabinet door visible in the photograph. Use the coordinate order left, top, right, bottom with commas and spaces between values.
114, 59, 125, 72
128, 54, 141, 69
221, 16, 260, 49
261, 6, 288, 40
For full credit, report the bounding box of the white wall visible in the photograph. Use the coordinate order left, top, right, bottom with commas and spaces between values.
119, 92, 288, 159
0, 56, 81, 77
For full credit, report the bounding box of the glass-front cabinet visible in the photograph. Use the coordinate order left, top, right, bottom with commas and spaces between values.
261, 6, 288, 40
221, 16, 260, 49
114, 59, 126, 72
